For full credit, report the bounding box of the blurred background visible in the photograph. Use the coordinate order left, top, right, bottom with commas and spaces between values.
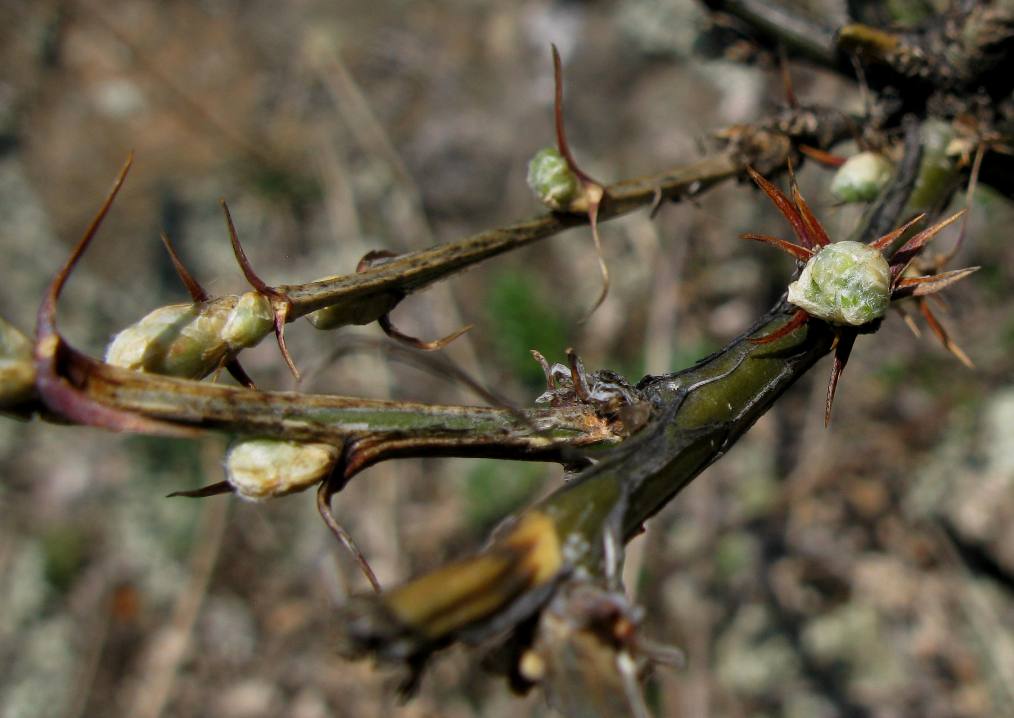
1, 1, 1013, 716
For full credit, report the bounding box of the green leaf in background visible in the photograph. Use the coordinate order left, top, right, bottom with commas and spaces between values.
462, 459, 547, 533
485, 269, 572, 392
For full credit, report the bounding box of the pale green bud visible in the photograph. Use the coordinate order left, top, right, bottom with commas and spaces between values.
220, 292, 273, 348
225, 439, 340, 500
788, 241, 891, 326
527, 147, 580, 210
105, 292, 273, 379
0, 317, 35, 406
106, 303, 201, 375
306, 292, 401, 331
830, 152, 894, 203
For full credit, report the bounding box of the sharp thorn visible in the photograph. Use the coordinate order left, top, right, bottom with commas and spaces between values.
221, 199, 275, 296
225, 359, 257, 389
788, 162, 831, 247
33, 153, 201, 438
565, 348, 590, 401
798, 144, 847, 168
824, 330, 856, 427
38, 151, 134, 338
744, 166, 814, 250
891, 210, 967, 267
160, 231, 209, 302
317, 482, 381, 593
919, 301, 974, 369
167, 481, 234, 498
273, 304, 300, 381
378, 313, 472, 352
750, 308, 809, 344
870, 213, 926, 251
741, 233, 814, 262
892, 267, 980, 299
579, 191, 610, 323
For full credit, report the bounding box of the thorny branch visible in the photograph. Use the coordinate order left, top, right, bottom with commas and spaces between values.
1, 2, 1011, 716
332, 118, 959, 707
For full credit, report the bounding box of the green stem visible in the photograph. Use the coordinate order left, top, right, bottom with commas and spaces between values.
542, 304, 833, 569
280, 111, 854, 324
55, 350, 619, 465
333, 115, 964, 674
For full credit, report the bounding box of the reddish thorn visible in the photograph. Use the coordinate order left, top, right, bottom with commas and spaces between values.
741, 233, 814, 262
220, 200, 274, 296
891, 267, 979, 299
919, 300, 974, 368
551, 44, 601, 189
273, 310, 296, 381
167, 481, 234, 498
750, 308, 809, 344
37, 152, 134, 342
225, 359, 257, 389
892, 303, 922, 338
580, 191, 610, 322
745, 166, 815, 250
378, 313, 472, 352
160, 232, 209, 302
890, 210, 966, 271
220, 199, 298, 379
549, 45, 609, 319
552, 45, 586, 184
825, 330, 856, 427
787, 162, 831, 247
33, 152, 199, 438
870, 213, 926, 251
798, 145, 847, 168
939, 141, 985, 266
565, 347, 590, 402
273, 304, 300, 381
317, 482, 381, 593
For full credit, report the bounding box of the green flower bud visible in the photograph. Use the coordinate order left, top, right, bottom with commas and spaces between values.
0, 317, 35, 406
220, 291, 273, 348
788, 241, 891, 326
105, 292, 273, 379
526, 147, 580, 210
225, 439, 340, 500
830, 152, 894, 203
306, 292, 401, 331
106, 303, 199, 375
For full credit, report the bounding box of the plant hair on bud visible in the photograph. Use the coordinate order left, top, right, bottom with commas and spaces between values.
225, 439, 341, 501
527, 146, 582, 211
788, 241, 891, 326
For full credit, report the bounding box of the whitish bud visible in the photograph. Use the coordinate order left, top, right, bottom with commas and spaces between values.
0, 317, 35, 406
225, 439, 340, 500
527, 147, 580, 210
830, 152, 893, 203
105, 291, 273, 379
788, 241, 891, 326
